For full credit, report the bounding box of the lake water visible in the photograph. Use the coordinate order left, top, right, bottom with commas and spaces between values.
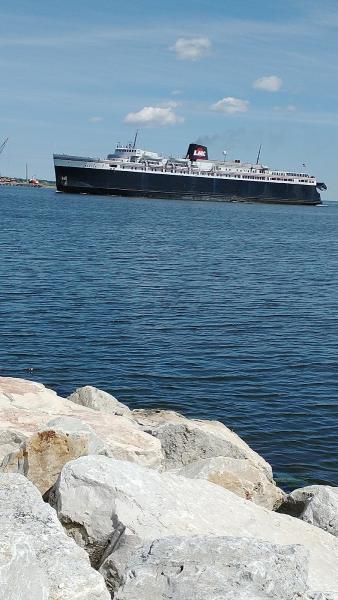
1, 186, 337, 490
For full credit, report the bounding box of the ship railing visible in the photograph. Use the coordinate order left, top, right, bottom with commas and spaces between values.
115, 163, 315, 184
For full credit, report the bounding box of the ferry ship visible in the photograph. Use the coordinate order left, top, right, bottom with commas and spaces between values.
53, 142, 326, 205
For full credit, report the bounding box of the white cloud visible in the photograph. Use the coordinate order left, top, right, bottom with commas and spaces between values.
211, 97, 249, 114
253, 75, 282, 92
124, 106, 184, 126
170, 37, 211, 61
88, 116, 103, 123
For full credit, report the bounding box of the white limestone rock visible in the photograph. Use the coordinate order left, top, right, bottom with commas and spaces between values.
173, 455, 285, 509
51, 455, 338, 594
0, 532, 51, 600
115, 535, 309, 600
0, 377, 162, 469
0, 428, 27, 463
68, 385, 131, 417
0, 473, 110, 600
133, 409, 272, 478
0, 417, 109, 494
281, 485, 338, 537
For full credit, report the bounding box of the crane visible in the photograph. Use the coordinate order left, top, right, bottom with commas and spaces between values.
0, 137, 8, 156
0, 137, 9, 178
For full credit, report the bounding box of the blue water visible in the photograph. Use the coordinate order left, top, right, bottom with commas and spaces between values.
1, 186, 337, 490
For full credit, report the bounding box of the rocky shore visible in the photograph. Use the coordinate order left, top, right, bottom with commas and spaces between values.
0, 376, 337, 599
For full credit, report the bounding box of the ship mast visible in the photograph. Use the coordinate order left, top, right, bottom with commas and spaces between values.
256, 144, 262, 165
132, 130, 139, 149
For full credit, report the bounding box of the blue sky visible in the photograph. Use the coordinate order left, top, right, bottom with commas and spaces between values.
1, 0, 338, 197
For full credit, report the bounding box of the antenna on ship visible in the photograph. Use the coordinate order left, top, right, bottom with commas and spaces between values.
132, 129, 139, 149
256, 144, 262, 165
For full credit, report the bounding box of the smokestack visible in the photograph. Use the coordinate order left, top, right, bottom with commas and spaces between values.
185, 143, 208, 161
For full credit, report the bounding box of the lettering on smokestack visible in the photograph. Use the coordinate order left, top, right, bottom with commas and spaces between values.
186, 143, 208, 161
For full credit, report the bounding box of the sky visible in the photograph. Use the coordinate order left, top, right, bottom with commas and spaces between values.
1, 0, 338, 197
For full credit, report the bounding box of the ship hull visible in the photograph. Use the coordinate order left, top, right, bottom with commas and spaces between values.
54, 165, 322, 205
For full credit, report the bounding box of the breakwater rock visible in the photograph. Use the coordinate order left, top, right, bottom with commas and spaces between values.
0, 376, 337, 599
0, 472, 110, 599
114, 536, 309, 600
279, 485, 338, 538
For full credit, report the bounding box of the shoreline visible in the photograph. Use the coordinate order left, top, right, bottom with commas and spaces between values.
0, 177, 55, 188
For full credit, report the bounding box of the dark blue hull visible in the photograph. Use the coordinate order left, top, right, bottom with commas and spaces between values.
54, 165, 322, 205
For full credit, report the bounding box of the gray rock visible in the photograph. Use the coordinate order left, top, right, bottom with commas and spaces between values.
0, 532, 50, 599
0, 428, 27, 463
68, 385, 131, 417
305, 595, 338, 600
141, 418, 272, 478
100, 535, 143, 596
0, 473, 110, 599
173, 456, 285, 510
51, 455, 338, 593
0, 416, 109, 495
115, 535, 309, 600
280, 485, 338, 537
131, 408, 188, 427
